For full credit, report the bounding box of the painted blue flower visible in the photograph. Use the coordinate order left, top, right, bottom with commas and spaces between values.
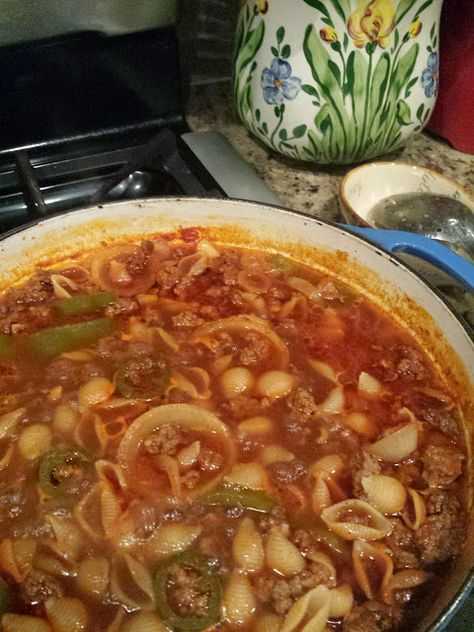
421, 52, 439, 98
261, 58, 301, 105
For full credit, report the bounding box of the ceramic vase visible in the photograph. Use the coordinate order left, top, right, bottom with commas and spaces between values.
233, 0, 443, 164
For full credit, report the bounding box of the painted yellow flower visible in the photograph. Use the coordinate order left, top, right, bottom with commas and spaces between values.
409, 18, 422, 38
256, 0, 268, 13
320, 26, 338, 43
348, 0, 396, 49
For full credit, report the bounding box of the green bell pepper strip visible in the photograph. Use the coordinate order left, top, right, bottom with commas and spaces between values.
55, 292, 115, 317
39, 448, 91, 497
0, 577, 10, 615
25, 317, 116, 360
202, 482, 275, 513
0, 335, 14, 361
154, 551, 222, 631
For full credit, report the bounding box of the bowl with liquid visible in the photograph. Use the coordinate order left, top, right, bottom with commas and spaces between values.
339, 162, 474, 235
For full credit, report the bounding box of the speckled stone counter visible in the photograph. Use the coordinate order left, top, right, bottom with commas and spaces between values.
187, 83, 474, 222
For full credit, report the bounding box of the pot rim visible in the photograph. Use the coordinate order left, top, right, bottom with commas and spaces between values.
0, 195, 472, 630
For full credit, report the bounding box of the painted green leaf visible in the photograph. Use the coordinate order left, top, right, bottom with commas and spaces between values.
262, 122, 269, 134
302, 84, 319, 98
293, 124, 308, 138
274, 106, 280, 117
404, 76, 418, 98
423, 107, 432, 123
430, 23, 436, 40
416, 103, 425, 122
394, 44, 419, 94
315, 104, 331, 133
396, 99, 412, 125
368, 52, 390, 137
235, 20, 265, 78
415, 0, 435, 19
302, 0, 331, 20
279, 129, 288, 141
303, 25, 352, 154
276, 26, 285, 45
255, 109, 261, 122
343, 33, 349, 52
393, 29, 400, 52
281, 44, 291, 59
271, 46, 279, 57
328, 60, 342, 87
321, 16, 333, 26
327, 0, 348, 22
395, 0, 418, 25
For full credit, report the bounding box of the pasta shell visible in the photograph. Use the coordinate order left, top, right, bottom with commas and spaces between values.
50, 274, 77, 299
18, 424, 52, 460
254, 614, 283, 632
211, 354, 234, 376
105, 608, 126, 632
402, 488, 427, 530
368, 423, 418, 463
78, 377, 115, 408
74, 412, 108, 457
198, 239, 220, 259
238, 416, 273, 436
45, 597, 88, 632
0, 538, 36, 582
0, 443, 14, 471
279, 294, 308, 320
353, 540, 394, 600
310, 455, 345, 478
110, 554, 155, 611
306, 552, 336, 586
224, 570, 256, 626
311, 475, 332, 515
77, 557, 110, 598
220, 367, 255, 400
281, 585, 330, 632
0, 407, 25, 440
238, 270, 271, 294
74, 482, 125, 543
342, 412, 378, 439
144, 524, 202, 561
35, 552, 75, 578
95, 460, 128, 493
329, 584, 354, 618
225, 463, 269, 491
233, 517, 264, 573
265, 528, 305, 576
381, 569, 431, 605
319, 386, 344, 414
308, 359, 337, 382
171, 367, 212, 400
287, 277, 321, 302
2, 614, 52, 632
358, 372, 382, 396
362, 475, 407, 514
155, 327, 179, 352
256, 371, 295, 400
260, 445, 295, 466
119, 612, 168, 632
47, 515, 84, 560
101, 482, 124, 538
320, 499, 393, 541
52, 404, 78, 435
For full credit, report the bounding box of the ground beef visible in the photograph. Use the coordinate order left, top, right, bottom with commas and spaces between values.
421, 445, 464, 488
238, 332, 271, 366
144, 425, 186, 456
0, 363, 21, 391
415, 494, 464, 565
220, 395, 265, 421
403, 389, 459, 437
425, 490, 450, 515
125, 240, 154, 276
372, 345, 427, 384
286, 387, 318, 423
105, 297, 139, 318
20, 570, 64, 605
385, 519, 420, 570
197, 448, 224, 472
343, 601, 395, 632
0, 272, 55, 334
351, 449, 381, 498
255, 562, 336, 615
267, 460, 307, 486
171, 312, 204, 328
44, 358, 80, 386
167, 564, 211, 618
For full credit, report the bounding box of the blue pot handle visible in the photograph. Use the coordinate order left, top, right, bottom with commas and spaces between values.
345, 227, 474, 290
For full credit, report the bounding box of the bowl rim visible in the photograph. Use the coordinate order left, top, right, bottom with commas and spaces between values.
339, 160, 474, 227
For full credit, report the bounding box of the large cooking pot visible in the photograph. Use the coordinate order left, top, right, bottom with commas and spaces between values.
0, 197, 472, 631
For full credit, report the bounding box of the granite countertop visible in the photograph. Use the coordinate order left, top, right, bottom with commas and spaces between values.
186, 84, 474, 631
187, 83, 474, 223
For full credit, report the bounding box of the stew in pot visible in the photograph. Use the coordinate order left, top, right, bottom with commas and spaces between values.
0, 229, 466, 632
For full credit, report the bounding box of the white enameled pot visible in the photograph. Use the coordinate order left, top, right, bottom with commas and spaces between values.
0, 197, 472, 631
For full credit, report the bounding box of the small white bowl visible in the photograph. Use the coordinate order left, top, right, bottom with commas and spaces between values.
339, 162, 474, 227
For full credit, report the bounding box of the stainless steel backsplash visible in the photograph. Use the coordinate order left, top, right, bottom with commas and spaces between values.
0, 0, 177, 45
